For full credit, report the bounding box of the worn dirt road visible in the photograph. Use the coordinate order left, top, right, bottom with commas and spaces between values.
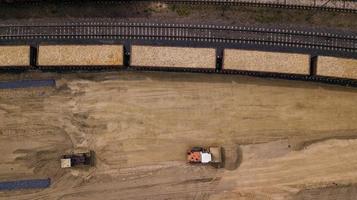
0, 71, 357, 200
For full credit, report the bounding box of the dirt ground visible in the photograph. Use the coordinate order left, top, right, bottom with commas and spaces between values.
0, 71, 357, 199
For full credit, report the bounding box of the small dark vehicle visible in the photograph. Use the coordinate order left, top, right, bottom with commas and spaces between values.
60, 151, 95, 168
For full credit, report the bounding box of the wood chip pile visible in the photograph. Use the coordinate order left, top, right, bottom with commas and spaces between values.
317, 56, 357, 79
37, 45, 123, 66
131, 45, 216, 69
0, 46, 30, 67
223, 49, 310, 75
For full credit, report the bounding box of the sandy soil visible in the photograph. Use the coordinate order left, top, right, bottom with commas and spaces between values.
0, 71, 357, 199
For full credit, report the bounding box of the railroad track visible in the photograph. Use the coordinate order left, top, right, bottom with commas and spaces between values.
0, 20, 356, 87
159, 0, 357, 13
2, 0, 357, 13
0, 21, 356, 53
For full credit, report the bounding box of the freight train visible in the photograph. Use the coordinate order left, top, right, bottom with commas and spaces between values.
0, 44, 356, 85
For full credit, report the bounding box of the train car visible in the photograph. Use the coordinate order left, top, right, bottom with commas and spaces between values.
223, 49, 310, 75
130, 45, 216, 70
0, 46, 31, 68
37, 45, 123, 68
313, 0, 357, 10
317, 56, 357, 80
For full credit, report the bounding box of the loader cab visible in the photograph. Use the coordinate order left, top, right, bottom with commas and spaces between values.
60, 151, 94, 168
187, 146, 222, 166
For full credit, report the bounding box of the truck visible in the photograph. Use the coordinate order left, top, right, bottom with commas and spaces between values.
60, 151, 95, 168
187, 146, 222, 168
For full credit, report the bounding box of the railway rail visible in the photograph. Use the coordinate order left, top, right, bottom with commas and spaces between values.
0, 21, 356, 87
160, 0, 357, 13
2, 0, 357, 13
0, 21, 356, 54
